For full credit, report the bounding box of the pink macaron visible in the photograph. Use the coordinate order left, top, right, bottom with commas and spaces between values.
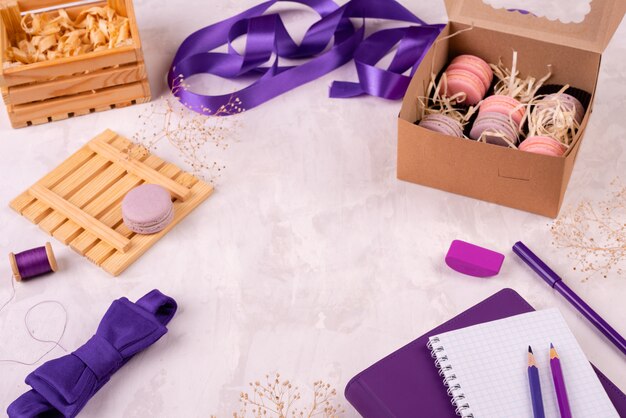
419, 114, 464, 137
443, 68, 486, 105
519, 136, 567, 157
470, 112, 519, 147
441, 55, 492, 105
122, 184, 174, 234
448, 55, 493, 91
479, 95, 525, 127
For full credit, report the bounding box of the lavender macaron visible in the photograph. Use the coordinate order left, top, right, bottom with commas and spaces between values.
470, 112, 519, 147
419, 114, 464, 137
122, 184, 174, 234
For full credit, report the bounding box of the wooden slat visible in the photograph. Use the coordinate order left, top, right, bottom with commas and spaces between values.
70, 154, 168, 254
20, 131, 117, 230
18, 138, 98, 191
5, 63, 146, 105
38, 156, 119, 234
9, 192, 35, 213
88, 133, 192, 201
86, 167, 194, 265
1, 46, 138, 87
49, 135, 139, 241
29, 183, 131, 252
15, 0, 103, 12
11, 131, 113, 221
120, 0, 141, 60
101, 180, 213, 276
52, 169, 131, 243
19, 150, 101, 222
0, 21, 10, 86
34, 155, 110, 231
0, 1, 21, 42
34, 1, 106, 18
64, 156, 167, 252
83, 161, 181, 263
7, 80, 149, 125
107, 0, 127, 17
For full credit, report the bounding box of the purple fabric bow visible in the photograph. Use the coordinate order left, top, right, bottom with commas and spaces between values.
168, 0, 444, 115
7, 290, 177, 418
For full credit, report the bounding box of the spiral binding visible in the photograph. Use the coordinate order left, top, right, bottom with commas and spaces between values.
427, 337, 475, 418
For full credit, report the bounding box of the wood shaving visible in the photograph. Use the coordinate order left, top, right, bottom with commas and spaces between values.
491, 51, 552, 103
418, 72, 478, 135
5, 6, 132, 65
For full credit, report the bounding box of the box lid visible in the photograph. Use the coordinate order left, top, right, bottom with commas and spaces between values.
444, 0, 626, 53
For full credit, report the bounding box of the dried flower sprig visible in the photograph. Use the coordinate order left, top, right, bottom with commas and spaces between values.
551, 178, 626, 280
212, 373, 344, 418
127, 77, 243, 183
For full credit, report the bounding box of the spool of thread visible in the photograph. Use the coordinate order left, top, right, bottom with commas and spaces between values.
8, 242, 58, 281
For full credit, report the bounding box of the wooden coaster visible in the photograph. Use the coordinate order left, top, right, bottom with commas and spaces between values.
10, 129, 213, 276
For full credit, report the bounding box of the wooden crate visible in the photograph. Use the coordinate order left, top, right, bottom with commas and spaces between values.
10, 129, 213, 275
0, 0, 150, 128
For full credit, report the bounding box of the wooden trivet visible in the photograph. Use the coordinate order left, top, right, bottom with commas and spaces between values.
10, 129, 213, 276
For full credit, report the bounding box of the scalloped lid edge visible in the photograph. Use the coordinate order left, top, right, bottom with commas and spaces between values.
444, 0, 626, 53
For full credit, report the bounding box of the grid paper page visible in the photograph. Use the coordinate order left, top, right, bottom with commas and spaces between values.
428, 309, 619, 418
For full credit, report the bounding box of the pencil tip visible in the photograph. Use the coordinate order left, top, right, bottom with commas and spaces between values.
550, 342, 554, 349
528, 345, 533, 353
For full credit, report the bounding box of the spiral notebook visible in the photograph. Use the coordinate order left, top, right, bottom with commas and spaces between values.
428, 309, 619, 418
345, 289, 626, 417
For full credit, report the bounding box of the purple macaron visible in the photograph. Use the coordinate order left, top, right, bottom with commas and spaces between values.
470, 112, 519, 147
419, 114, 464, 137
122, 184, 174, 234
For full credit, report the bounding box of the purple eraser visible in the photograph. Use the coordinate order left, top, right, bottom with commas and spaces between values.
445, 240, 505, 277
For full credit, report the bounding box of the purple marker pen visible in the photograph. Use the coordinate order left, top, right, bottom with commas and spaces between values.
513, 241, 626, 356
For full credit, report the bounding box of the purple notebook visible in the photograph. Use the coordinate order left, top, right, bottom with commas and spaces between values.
345, 288, 626, 417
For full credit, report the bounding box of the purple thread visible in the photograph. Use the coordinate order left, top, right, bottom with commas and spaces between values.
15, 246, 53, 279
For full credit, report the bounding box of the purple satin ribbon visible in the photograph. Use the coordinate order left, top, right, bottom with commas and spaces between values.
167, 0, 444, 115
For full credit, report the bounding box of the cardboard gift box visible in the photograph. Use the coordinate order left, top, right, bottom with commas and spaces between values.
397, 0, 626, 217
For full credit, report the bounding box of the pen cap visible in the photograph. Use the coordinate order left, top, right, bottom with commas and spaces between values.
512, 242, 562, 287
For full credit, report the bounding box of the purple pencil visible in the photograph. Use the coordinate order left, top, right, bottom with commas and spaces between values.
550, 343, 572, 418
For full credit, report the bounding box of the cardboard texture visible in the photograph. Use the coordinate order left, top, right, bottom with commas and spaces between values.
397, 0, 626, 217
